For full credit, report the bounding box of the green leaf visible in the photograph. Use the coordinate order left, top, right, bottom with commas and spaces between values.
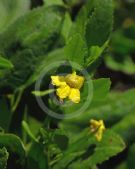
84, 130, 125, 167
6, 48, 66, 112
112, 111, 135, 144
85, 41, 108, 68
0, 98, 11, 131
27, 142, 47, 169
68, 130, 125, 169
61, 13, 73, 42
0, 6, 65, 89
28, 117, 42, 136
85, 0, 113, 47
127, 143, 135, 169
53, 129, 125, 169
22, 48, 66, 89
53, 130, 69, 151
40, 128, 69, 151
53, 129, 94, 169
0, 133, 25, 159
64, 33, 87, 66
22, 121, 38, 142
0, 56, 13, 69
105, 55, 135, 75
64, 0, 81, 7
85, 46, 102, 67
54, 135, 69, 151
72, 0, 95, 36
0, 147, 9, 169
91, 78, 111, 107
0, 0, 30, 33
44, 0, 64, 6
71, 0, 112, 69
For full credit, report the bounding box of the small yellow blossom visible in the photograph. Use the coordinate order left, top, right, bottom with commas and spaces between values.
51, 71, 84, 103
56, 85, 70, 99
51, 76, 66, 86
90, 119, 105, 141
68, 88, 80, 103
65, 71, 84, 89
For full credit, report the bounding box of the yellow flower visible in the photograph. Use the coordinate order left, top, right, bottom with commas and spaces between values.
51, 76, 66, 86
51, 71, 84, 103
65, 71, 84, 89
90, 119, 105, 141
56, 85, 70, 99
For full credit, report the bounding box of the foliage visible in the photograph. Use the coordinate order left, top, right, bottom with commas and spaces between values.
0, 147, 9, 169
104, 0, 135, 75
0, 0, 134, 169
0, 0, 30, 33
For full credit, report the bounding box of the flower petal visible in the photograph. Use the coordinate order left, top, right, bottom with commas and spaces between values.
65, 72, 85, 89
90, 119, 105, 141
95, 127, 104, 141
51, 76, 66, 86
68, 88, 80, 103
56, 84, 71, 99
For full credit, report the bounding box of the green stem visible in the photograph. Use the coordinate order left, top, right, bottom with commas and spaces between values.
47, 147, 51, 169
43, 115, 51, 129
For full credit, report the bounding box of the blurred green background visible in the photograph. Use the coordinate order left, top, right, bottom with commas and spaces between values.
98, 0, 135, 91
